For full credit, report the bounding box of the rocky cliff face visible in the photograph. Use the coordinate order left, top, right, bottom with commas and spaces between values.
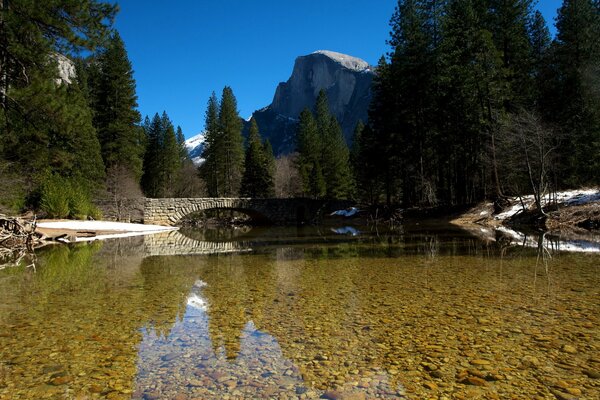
248, 50, 374, 155
186, 51, 374, 163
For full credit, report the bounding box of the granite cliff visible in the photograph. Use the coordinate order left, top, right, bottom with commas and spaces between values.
250, 50, 374, 155
186, 50, 374, 162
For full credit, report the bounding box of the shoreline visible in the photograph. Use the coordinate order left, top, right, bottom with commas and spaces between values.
35, 220, 178, 243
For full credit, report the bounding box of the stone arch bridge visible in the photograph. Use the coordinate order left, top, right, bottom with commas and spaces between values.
144, 198, 350, 226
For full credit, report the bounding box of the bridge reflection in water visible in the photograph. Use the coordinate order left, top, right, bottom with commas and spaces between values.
143, 230, 253, 257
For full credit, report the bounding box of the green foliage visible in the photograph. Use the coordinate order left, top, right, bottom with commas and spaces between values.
240, 119, 275, 197
141, 112, 185, 197
218, 87, 245, 196
551, 0, 600, 185
40, 175, 71, 219
296, 108, 325, 198
199, 92, 221, 197
0, 0, 116, 116
90, 32, 144, 179
355, 0, 599, 207
322, 117, 354, 199
39, 173, 99, 219
199, 87, 245, 197
294, 91, 354, 200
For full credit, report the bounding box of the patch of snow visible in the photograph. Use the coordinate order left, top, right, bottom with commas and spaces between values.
191, 156, 205, 166
331, 207, 359, 217
479, 211, 488, 216
562, 190, 600, 205
496, 226, 600, 253
37, 220, 175, 232
184, 132, 206, 151
36, 220, 177, 243
331, 226, 360, 236
313, 50, 371, 72
494, 189, 600, 221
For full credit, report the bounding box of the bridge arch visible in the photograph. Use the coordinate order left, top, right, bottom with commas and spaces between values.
143, 198, 337, 226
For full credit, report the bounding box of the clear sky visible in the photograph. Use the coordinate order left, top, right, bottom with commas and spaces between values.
113, 0, 564, 139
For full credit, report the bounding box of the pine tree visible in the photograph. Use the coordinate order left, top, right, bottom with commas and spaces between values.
240, 119, 275, 197
296, 108, 325, 198
488, 0, 535, 108
262, 139, 276, 197
528, 11, 552, 108
217, 87, 245, 196
388, 0, 442, 205
199, 92, 221, 196
363, 56, 400, 205
160, 112, 180, 196
322, 116, 353, 199
176, 126, 189, 163
141, 112, 182, 197
0, 0, 113, 207
552, 0, 600, 185
438, 0, 503, 204
141, 114, 163, 197
0, 0, 116, 118
93, 32, 144, 179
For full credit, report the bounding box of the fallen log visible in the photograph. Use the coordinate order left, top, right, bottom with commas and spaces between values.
0, 215, 41, 270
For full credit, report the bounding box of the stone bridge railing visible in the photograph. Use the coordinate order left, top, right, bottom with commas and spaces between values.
144, 198, 343, 226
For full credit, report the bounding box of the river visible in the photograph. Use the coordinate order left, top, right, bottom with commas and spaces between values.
0, 223, 598, 399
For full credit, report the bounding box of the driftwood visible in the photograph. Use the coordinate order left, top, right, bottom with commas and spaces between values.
0, 215, 40, 270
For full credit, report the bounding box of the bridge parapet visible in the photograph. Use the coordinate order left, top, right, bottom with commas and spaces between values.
144, 197, 339, 226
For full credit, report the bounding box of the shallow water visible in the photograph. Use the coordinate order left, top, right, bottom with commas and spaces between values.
0, 224, 599, 399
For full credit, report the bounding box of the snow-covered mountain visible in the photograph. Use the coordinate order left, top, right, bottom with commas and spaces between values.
185, 132, 205, 165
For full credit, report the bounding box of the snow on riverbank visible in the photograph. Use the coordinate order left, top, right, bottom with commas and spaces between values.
496, 226, 600, 253
36, 220, 177, 242
494, 188, 600, 221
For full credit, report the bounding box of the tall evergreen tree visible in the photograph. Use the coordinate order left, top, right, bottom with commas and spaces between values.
217, 86, 245, 196
92, 32, 144, 178
141, 112, 183, 197
552, 0, 600, 185
488, 0, 535, 108
160, 112, 180, 196
438, 0, 503, 204
364, 56, 401, 205
388, 0, 442, 205
296, 108, 325, 198
322, 116, 354, 199
176, 126, 189, 163
240, 119, 275, 198
0, 0, 113, 207
199, 92, 221, 196
0, 0, 116, 118
141, 114, 162, 197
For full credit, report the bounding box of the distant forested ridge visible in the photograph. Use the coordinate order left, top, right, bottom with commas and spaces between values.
354, 0, 600, 208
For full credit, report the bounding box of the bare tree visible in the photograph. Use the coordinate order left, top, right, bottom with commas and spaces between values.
274, 153, 303, 198
104, 164, 143, 221
497, 111, 559, 214
172, 163, 206, 198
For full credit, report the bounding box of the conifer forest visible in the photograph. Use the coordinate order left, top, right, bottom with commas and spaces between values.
0, 0, 599, 217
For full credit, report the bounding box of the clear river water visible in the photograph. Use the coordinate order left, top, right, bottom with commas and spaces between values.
0, 223, 598, 399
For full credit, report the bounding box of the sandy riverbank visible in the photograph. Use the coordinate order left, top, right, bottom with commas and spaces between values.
35, 220, 177, 243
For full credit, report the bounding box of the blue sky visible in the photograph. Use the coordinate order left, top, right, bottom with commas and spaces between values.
114, 0, 563, 139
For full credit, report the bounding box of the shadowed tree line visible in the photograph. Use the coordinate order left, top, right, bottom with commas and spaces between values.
352, 0, 600, 210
